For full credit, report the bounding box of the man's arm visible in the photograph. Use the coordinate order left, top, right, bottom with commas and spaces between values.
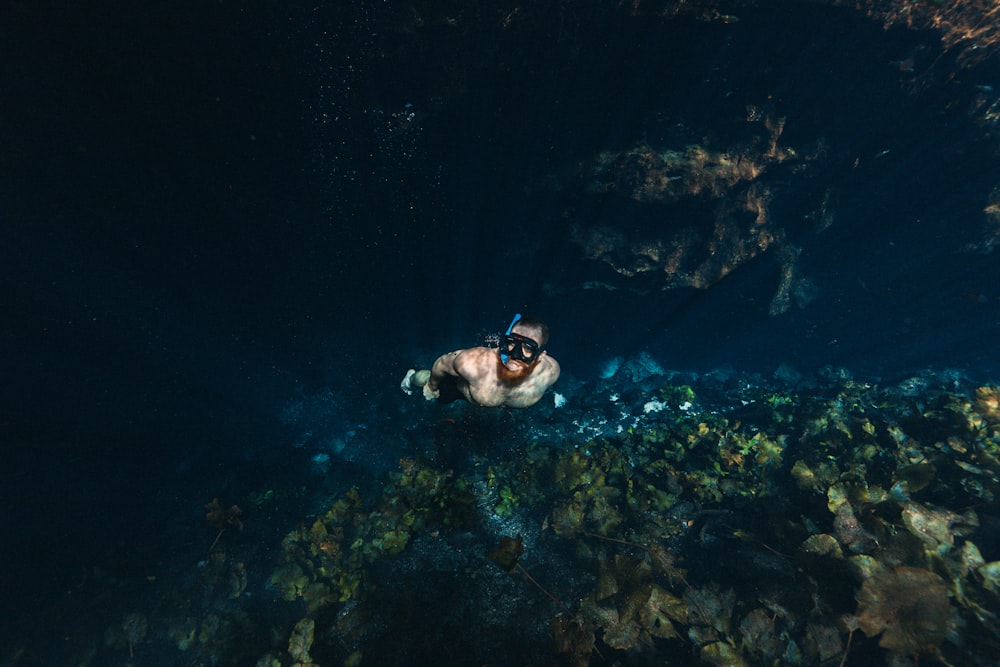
425, 350, 462, 400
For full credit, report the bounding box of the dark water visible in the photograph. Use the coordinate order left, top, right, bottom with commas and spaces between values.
2, 1, 998, 665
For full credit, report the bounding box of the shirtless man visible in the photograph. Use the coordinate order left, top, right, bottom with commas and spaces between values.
401, 314, 560, 408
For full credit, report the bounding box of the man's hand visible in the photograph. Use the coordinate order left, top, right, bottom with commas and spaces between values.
400, 369, 418, 395
422, 382, 440, 401
402, 369, 434, 396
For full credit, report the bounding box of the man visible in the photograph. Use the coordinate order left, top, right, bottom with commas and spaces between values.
401, 314, 560, 408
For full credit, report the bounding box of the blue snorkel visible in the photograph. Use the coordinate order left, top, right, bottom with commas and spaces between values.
500, 313, 522, 364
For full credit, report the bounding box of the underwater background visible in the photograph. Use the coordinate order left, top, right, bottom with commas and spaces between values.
2, 1, 999, 665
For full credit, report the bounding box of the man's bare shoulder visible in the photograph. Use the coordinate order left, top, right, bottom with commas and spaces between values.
453, 347, 495, 374
534, 354, 560, 387
539, 354, 560, 376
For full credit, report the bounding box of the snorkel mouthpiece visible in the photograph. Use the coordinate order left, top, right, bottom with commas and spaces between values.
501, 313, 522, 363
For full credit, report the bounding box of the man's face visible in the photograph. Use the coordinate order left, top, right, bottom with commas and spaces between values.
496, 348, 537, 384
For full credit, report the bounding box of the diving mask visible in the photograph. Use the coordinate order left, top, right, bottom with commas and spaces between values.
498, 313, 543, 364
499, 332, 541, 363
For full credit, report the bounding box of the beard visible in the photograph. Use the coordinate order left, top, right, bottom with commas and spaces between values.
496, 355, 536, 386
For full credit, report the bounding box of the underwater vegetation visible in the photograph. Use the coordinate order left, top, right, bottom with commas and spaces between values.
268, 460, 476, 614
93, 370, 1000, 666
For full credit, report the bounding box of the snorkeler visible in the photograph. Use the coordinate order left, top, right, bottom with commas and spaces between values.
401, 314, 560, 408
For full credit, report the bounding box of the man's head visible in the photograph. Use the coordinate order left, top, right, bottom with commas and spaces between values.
510, 316, 549, 349
496, 315, 550, 383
